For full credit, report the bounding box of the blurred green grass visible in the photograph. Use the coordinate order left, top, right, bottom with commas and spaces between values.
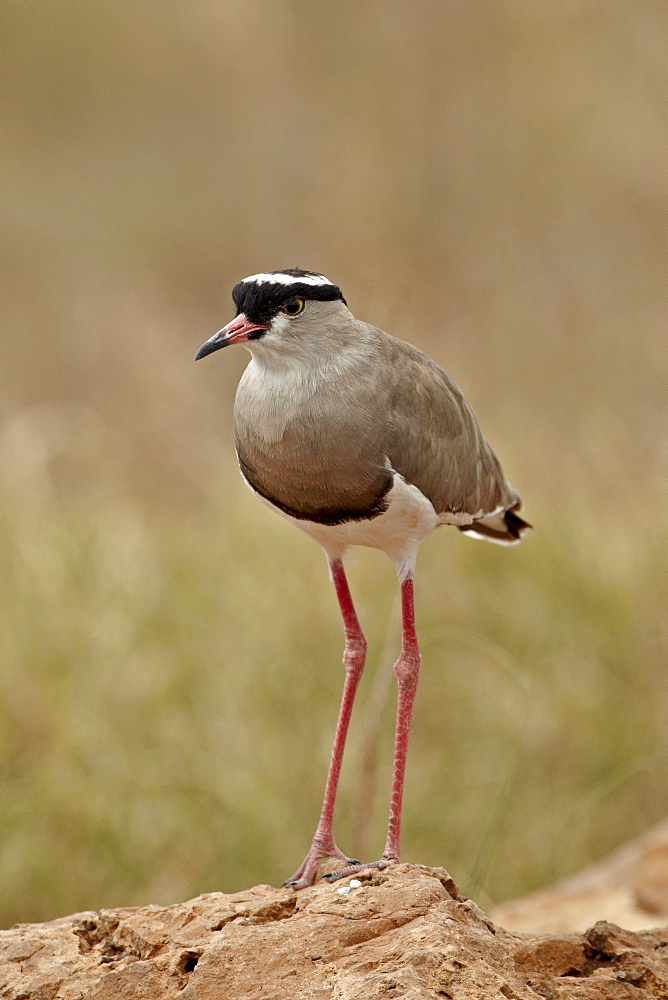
1, 0, 666, 926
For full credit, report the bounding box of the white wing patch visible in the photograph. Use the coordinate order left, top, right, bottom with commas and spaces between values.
460, 529, 520, 547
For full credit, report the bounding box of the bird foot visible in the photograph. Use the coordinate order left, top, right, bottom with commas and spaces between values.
282, 845, 361, 889
320, 858, 398, 883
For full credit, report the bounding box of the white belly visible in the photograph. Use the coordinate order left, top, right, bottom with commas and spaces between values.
243, 471, 440, 578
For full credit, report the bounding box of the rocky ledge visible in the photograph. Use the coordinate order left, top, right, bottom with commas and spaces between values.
2, 864, 668, 999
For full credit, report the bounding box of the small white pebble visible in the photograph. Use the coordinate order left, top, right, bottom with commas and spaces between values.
349, 879, 362, 889
336, 885, 351, 896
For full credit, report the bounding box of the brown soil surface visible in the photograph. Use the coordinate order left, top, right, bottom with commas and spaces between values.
493, 819, 668, 935
3, 862, 668, 999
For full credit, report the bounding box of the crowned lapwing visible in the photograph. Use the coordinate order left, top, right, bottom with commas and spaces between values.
196, 269, 530, 888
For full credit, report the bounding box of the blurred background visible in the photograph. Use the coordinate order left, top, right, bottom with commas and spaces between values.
1, 0, 666, 927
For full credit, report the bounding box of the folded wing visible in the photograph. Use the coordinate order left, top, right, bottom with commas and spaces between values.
383, 335, 530, 545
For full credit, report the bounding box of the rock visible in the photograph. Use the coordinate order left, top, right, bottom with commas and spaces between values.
492, 819, 668, 934
2, 864, 668, 999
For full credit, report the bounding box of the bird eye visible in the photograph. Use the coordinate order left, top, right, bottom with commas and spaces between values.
283, 298, 305, 316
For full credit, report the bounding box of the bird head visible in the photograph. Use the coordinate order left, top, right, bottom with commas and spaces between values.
195, 269, 347, 361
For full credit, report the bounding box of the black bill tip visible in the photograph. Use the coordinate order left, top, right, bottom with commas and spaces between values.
194, 337, 225, 361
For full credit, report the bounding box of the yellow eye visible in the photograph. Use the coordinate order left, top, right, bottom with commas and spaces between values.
283, 298, 305, 316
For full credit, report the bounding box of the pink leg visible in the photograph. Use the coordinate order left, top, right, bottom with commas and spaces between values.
322, 574, 421, 882
283, 559, 367, 888
382, 576, 420, 862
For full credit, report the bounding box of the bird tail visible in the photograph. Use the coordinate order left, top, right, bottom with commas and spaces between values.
458, 503, 532, 546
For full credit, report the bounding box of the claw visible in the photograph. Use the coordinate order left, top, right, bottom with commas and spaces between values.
320, 859, 363, 882
320, 859, 396, 883
282, 848, 359, 889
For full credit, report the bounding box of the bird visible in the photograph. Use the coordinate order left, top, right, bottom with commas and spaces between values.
195, 268, 530, 889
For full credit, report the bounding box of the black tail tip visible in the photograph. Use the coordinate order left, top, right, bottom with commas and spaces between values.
505, 507, 532, 540
458, 504, 532, 545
